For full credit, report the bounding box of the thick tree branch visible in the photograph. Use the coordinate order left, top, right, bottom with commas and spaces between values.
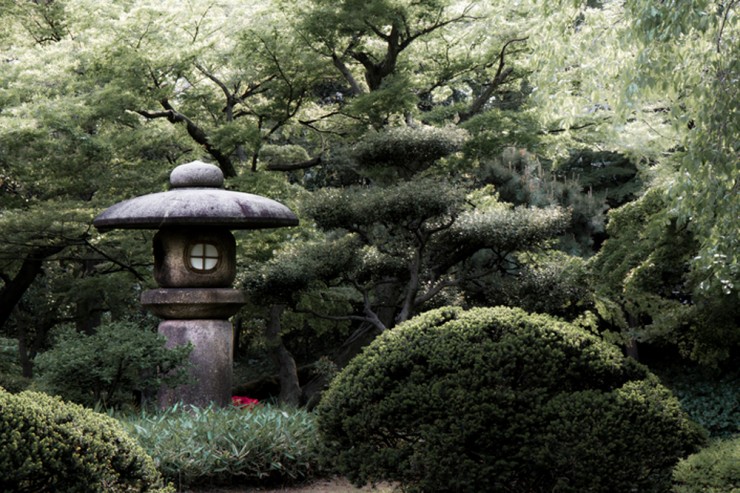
459, 37, 528, 122
266, 304, 302, 406
0, 244, 66, 331
332, 52, 365, 95
303, 282, 387, 332
136, 99, 237, 177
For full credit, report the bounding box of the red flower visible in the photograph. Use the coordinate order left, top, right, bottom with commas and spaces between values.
231, 395, 259, 409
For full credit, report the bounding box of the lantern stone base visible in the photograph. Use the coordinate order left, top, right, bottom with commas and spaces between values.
141, 288, 246, 319
157, 319, 233, 408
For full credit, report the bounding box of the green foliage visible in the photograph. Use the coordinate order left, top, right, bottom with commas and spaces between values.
659, 367, 740, 438
122, 403, 322, 487
0, 337, 29, 393
442, 200, 570, 253
673, 436, 740, 493
476, 147, 636, 255
461, 109, 542, 158
589, 187, 740, 366
623, 0, 739, 296
0, 388, 173, 493
304, 178, 465, 231
317, 306, 704, 493
555, 149, 641, 207
351, 124, 468, 181
467, 252, 591, 319
34, 322, 191, 409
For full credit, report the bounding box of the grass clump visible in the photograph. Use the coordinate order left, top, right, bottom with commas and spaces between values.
121, 403, 322, 488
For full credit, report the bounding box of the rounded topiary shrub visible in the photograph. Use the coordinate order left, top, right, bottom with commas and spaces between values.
0, 388, 173, 493
317, 307, 705, 493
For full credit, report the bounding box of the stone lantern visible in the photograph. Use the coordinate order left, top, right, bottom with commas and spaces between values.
93, 161, 298, 407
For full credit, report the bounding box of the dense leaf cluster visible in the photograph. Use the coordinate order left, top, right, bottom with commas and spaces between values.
34, 322, 191, 409
590, 188, 740, 366
0, 388, 172, 493
673, 436, 740, 493
122, 404, 322, 487
318, 306, 704, 493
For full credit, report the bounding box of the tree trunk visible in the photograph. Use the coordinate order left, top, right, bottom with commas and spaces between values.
266, 304, 302, 406
332, 54, 365, 96
0, 245, 65, 332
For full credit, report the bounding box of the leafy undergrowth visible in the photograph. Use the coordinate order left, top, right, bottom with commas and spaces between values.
121, 403, 323, 490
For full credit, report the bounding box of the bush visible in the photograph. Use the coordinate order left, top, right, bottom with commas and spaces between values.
0, 388, 173, 493
673, 436, 740, 492
317, 306, 705, 493
122, 403, 322, 487
34, 321, 191, 409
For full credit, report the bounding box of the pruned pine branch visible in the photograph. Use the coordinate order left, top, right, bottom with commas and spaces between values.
265, 155, 322, 172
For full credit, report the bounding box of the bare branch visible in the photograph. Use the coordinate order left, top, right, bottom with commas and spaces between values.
717, 0, 737, 53
84, 240, 147, 282
136, 99, 237, 177
195, 63, 232, 101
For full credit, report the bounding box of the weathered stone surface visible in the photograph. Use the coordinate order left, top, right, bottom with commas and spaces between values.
141, 288, 246, 319
157, 319, 233, 408
93, 188, 298, 231
153, 227, 236, 288
92, 161, 298, 231
169, 160, 224, 188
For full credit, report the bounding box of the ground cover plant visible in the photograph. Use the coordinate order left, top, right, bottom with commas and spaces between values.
121, 403, 322, 489
318, 306, 705, 493
0, 388, 173, 493
672, 435, 740, 493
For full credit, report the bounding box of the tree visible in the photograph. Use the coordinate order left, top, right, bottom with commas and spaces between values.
245, 125, 571, 404
589, 187, 739, 367
86, 0, 330, 176
622, 0, 738, 297
0, 0, 312, 376
292, 0, 532, 126
6, 0, 726, 404
521, 0, 738, 365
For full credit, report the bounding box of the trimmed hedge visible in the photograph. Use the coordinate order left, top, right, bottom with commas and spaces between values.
317, 306, 705, 493
0, 388, 173, 493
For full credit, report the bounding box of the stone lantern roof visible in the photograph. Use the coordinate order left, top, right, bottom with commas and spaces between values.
93, 161, 299, 231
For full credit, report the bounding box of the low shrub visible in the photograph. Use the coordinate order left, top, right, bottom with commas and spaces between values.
34, 321, 191, 409
317, 306, 705, 493
673, 436, 740, 492
122, 403, 322, 487
0, 388, 173, 493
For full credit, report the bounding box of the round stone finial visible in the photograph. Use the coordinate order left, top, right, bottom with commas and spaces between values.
170, 161, 224, 188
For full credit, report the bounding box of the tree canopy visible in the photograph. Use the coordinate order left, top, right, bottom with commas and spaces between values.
1, 0, 737, 400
